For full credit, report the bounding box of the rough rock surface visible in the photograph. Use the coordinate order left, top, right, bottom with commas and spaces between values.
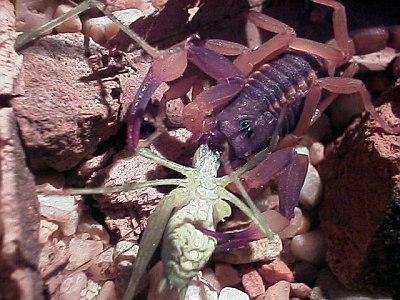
0, 0, 24, 96
319, 86, 400, 296
0, 108, 42, 300
11, 33, 155, 171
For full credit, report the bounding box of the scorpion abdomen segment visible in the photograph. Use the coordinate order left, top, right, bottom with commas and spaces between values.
244, 51, 324, 135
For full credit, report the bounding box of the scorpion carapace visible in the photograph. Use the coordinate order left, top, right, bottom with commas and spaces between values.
203, 50, 326, 158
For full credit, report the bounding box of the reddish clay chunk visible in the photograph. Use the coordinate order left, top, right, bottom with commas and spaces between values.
319, 87, 400, 295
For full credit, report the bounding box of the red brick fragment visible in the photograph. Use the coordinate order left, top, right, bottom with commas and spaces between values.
257, 259, 294, 285
240, 264, 265, 299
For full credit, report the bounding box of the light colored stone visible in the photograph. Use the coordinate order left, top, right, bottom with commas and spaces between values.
290, 229, 326, 265
212, 234, 282, 264
308, 142, 325, 166
97, 281, 117, 300
82, 279, 101, 300
60, 272, 87, 300
77, 216, 110, 244
255, 280, 290, 300
54, 3, 82, 33
114, 240, 139, 264
15, 0, 59, 32
184, 274, 219, 300
299, 164, 323, 209
87, 247, 116, 281
67, 237, 104, 270
202, 267, 222, 292
82, 9, 144, 45
218, 287, 250, 300
278, 208, 310, 239
38, 219, 59, 244
39, 194, 81, 236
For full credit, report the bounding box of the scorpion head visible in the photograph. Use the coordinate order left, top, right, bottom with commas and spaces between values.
203, 99, 279, 158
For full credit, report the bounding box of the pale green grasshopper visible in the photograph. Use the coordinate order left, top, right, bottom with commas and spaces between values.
59, 134, 280, 299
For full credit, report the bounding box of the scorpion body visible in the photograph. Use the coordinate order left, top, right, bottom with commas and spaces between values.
207, 50, 325, 158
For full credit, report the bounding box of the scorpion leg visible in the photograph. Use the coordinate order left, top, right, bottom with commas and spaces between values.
204, 11, 296, 76
127, 48, 189, 147
240, 147, 309, 219
298, 77, 400, 134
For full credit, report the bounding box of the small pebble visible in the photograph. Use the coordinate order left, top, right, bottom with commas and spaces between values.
87, 247, 116, 281
82, 9, 144, 45
290, 282, 312, 299
39, 219, 59, 244
255, 280, 290, 300
278, 208, 310, 239
212, 234, 282, 264
54, 3, 82, 33
97, 281, 117, 300
202, 267, 222, 292
299, 164, 323, 209
219, 287, 250, 300
257, 259, 294, 285
60, 272, 87, 300
185, 274, 218, 300
215, 263, 241, 288
240, 264, 265, 299
67, 238, 104, 270
308, 142, 325, 165
293, 261, 319, 285
82, 279, 101, 300
77, 216, 110, 244
114, 240, 139, 264
290, 229, 326, 265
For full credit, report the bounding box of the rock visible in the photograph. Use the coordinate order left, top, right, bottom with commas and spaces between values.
0, 108, 42, 300
15, 0, 59, 33
314, 268, 392, 300
215, 263, 241, 288
319, 91, 400, 294
54, 3, 82, 33
82, 9, 144, 46
219, 287, 250, 300
39, 219, 59, 244
39, 193, 81, 236
0, 1, 24, 96
212, 234, 282, 264
278, 208, 310, 239
183, 273, 219, 300
299, 164, 323, 209
86, 247, 116, 281
255, 280, 290, 300
290, 229, 326, 266
240, 264, 265, 299
257, 259, 294, 285
12, 33, 123, 171
293, 261, 319, 285
290, 282, 312, 299
201, 267, 222, 292
67, 238, 104, 270
60, 272, 87, 300
97, 281, 117, 300
308, 142, 325, 166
